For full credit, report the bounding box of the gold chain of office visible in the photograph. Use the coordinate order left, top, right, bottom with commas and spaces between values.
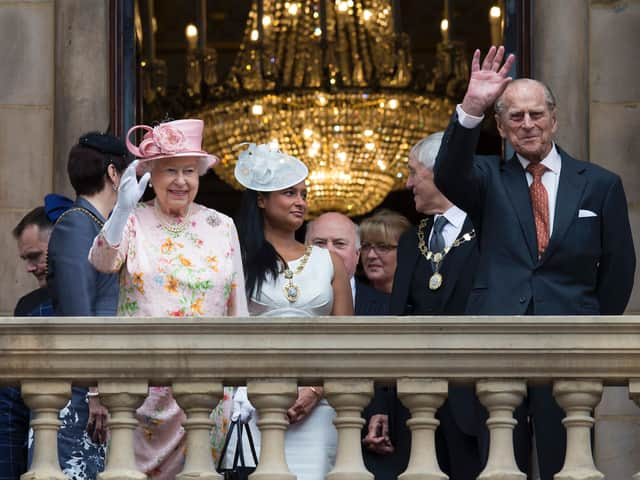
282, 245, 313, 303
417, 218, 476, 290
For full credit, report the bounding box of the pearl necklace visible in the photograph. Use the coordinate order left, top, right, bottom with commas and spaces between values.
154, 200, 191, 235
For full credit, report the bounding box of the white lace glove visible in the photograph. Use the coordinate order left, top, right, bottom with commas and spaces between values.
102, 160, 150, 245
231, 387, 255, 424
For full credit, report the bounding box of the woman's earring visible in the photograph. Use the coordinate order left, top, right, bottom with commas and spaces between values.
148, 180, 152, 188
112, 182, 118, 192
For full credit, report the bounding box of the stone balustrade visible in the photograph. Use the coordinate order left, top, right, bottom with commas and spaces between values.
1, 316, 639, 480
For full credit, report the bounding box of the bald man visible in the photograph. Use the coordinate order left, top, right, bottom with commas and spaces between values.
306, 212, 390, 315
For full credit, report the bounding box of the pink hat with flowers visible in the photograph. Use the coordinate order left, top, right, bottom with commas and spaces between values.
126, 119, 218, 175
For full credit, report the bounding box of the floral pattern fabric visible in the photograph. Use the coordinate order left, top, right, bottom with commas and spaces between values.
89, 201, 248, 479
58, 388, 106, 480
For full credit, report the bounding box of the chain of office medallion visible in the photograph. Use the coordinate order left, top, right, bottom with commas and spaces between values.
416, 218, 476, 264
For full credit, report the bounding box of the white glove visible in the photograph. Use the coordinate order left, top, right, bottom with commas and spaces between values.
103, 160, 150, 245
231, 387, 255, 424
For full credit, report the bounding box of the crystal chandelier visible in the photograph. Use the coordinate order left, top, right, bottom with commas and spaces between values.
196, 0, 455, 217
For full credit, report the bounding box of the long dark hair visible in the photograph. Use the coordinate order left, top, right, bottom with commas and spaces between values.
236, 189, 284, 298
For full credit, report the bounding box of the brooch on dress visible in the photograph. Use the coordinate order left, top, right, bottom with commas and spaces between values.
207, 213, 221, 228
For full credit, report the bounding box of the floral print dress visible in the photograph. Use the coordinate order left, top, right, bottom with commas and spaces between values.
89, 200, 248, 479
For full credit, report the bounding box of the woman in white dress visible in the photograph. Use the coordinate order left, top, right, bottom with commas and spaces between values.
229, 142, 353, 480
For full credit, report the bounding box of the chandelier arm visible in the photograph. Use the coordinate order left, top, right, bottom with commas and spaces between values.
392, 0, 402, 35
190, 0, 461, 216
257, 0, 264, 44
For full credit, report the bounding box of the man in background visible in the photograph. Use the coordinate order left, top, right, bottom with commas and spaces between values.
362, 132, 484, 480
2, 206, 56, 479
12, 206, 54, 316
306, 212, 389, 315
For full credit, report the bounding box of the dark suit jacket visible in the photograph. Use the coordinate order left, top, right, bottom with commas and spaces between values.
47, 197, 119, 316
365, 217, 485, 480
390, 217, 478, 317
434, 114, 635, 316
355, 280, 390, 316
14, 287, 54, 316
433, 115, 636, 479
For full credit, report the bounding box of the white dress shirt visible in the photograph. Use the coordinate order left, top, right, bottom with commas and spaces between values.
428, 205, 467, 248
350, 276, 356, 306
456, 104, 561, 235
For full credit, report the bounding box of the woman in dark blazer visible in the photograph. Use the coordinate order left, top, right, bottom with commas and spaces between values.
47, 132, 130, 479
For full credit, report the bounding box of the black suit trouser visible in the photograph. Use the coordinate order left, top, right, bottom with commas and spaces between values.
513, 385, 567, 480
362, 388, 485, 480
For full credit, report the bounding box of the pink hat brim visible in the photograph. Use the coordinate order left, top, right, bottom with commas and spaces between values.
135, 152, 218, 175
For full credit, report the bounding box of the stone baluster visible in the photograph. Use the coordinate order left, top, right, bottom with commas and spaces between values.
173, 381, 224, 480
630, 379, 640, 480
98, 380, 148, 480
397, 379, 448, 480
553, 380, 604, 480
324, 379, 374, 480
21, 380, 71, 480
476, 379, 527, 480
247, 379, 298, 480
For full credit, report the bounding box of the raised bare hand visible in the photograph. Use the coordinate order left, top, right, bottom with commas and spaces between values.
461, 46, 516, 116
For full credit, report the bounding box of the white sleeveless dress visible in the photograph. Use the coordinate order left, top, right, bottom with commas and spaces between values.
230, 246, 337, 480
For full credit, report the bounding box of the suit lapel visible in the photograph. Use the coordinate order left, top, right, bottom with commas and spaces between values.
502, 156, 537, 263
389, 225, 423, 315
540, 149, 587, 262
403, 221, 426, 290
438, 216, 475, 307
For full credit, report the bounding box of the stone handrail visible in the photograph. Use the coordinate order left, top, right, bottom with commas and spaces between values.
1, 316, 639, 480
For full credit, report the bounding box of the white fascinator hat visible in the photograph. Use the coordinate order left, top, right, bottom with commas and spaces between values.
234, 142, 309, 191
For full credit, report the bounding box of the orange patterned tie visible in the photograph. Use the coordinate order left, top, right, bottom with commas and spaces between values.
527, 162, 549, 257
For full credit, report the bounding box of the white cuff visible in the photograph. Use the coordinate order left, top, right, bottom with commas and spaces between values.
456, 104, 484, 129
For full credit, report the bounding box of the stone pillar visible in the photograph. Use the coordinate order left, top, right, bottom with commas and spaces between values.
173, 381, 224, 480
553, 380, 604, 480
532, 0, 589, 161
589, 2, 640, 477
476, 379, 527, 480
98, 380, 148, 480
397, 379, 448, 480
54, 0, 111, 197
21, 380, 71, 480
247, 379, 298, 480
589, 1, 640, 314
324, 379, 374, 480
0, 0, 55, 315
629, 379, 640, 480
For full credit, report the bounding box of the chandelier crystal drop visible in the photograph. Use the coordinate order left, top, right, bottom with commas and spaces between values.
197, 0, 455, 217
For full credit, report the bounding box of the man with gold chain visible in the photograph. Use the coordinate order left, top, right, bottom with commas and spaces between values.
362, 131, 485, 480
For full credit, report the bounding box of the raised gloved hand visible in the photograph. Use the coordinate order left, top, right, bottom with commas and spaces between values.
102, 160, 150, 245
231, 387, 256, 424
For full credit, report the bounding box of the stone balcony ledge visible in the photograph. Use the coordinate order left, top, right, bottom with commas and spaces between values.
1, 316, 639, 384
2, 316, 640, 480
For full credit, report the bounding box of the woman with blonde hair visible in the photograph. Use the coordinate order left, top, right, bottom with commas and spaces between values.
359, 209, 411, 294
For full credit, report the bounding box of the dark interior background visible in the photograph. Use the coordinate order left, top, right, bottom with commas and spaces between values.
138, 0, 509, 224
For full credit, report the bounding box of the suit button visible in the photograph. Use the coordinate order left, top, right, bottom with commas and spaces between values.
519, 296, 527, 303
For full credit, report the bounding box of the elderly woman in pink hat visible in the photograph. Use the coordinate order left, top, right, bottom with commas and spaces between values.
89, 119, 248, 478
